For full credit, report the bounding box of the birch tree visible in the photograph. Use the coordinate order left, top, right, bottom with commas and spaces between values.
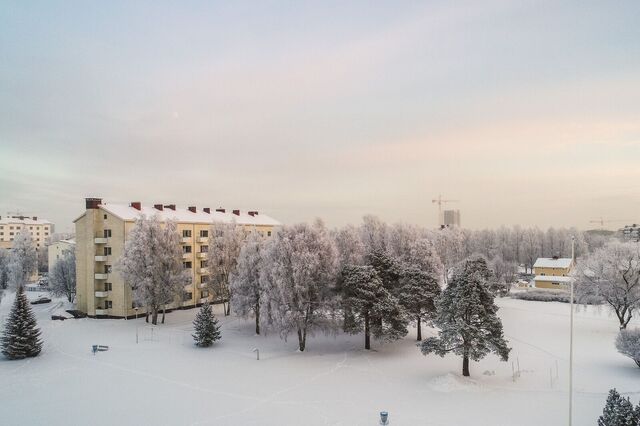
49, 249, 76, 302
8, 230, 38, 288
208, 222, 244, 316
229, 231, 265, 334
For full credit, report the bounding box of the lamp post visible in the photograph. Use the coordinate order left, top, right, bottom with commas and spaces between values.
569, 236, 575, 426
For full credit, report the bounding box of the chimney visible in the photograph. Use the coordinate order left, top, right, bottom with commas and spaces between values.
154, 204, 164, 211
232, 209, 240, 216
248, 211, 258, 217
216, 208, 225, 213
32, 216, 38, 221
164, 204, 176, 211
130, 202, 141, 210
188, 206, 196, 213
86, 198, 102, 209
203, 207, 211, 214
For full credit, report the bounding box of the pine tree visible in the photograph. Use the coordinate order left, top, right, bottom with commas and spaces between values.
397, 263, 440, 341
1, 285, 43, 359
598, 388, 639, 426
418, 256, 510, 377
192, 303, 221, 347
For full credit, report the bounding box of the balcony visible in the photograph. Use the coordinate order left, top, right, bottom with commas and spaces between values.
95, 291, 109, 297
184, 284, 194, 291
197, 237, 208, 243
198, 283, 208, 289
182, 253, 192, 260
94, 237, 108, 244
198, 268, 209, 275
94, 255, 107, 262
197, 252, 207, 259
181, 237, 191, 244
94, 273, 108, 280
95, 309, 107, 315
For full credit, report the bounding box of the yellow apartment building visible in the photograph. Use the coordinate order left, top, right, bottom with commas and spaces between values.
0, 215, 54, 250
533, 256, 574, 289
74, 198, 280, 318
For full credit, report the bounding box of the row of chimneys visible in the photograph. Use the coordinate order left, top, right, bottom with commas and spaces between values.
0, 215, 38, 221
84, 198, 257, 216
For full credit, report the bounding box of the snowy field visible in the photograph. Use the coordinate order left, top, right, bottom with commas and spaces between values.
1, 291, 638, 426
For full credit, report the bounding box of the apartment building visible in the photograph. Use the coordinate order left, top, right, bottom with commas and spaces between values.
0, 215, 54, 250
443, 210, 461, 227
48, 238, 76, 270
533, 256, 574, 289
74, 198, 280, 318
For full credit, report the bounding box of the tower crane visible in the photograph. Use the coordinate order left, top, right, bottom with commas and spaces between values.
588, 217, 631, 230
432, 194, 459, 227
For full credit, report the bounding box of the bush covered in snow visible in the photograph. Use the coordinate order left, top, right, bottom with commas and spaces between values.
616, 329, 640, 368
511, 290, 571, 303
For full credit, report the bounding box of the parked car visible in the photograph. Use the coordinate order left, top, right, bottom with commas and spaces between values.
31, 296, 52, 305
65, 310, 87, 319
51, 315, 67, 321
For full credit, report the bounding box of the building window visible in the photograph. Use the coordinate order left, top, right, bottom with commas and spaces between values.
200, 245, 209, 253
183, 292, 193, 301
183, 246, 192, 254
201, 275, 208, 283
199, 230, 208, 238
200, 260, 208, 268
106, 282, 112, 291
267, 231, 272, 237
183, 261, 192, 269
104, 214, 107, 220
9, 232, 14, 236
104, 247, 112, 256
201, 290, 209, 298
183, 230, 192, 238
104, 229, 112, 238
30, 226, 33, 230
106, 301, 113, 309
105, 265, 112, 273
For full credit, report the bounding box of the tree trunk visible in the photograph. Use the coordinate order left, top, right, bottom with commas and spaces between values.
152, 307, 158, 325
462, 353, 470, 377
417, 317, 422, 341
297, 328, 306, 352
145, 309, 149, 323
255, 303, 260, 335
161, 305, 166, 324
364, 312, 371, 350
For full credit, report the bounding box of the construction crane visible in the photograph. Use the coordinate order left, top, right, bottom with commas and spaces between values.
432, 194, 459, 227
588, 217, 631, 230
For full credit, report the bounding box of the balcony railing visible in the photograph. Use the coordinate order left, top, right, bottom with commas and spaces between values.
94, 255, 107, 262
198, 283, 207, 289
198, 268, 209, 275
181, 237, 191, 244
94, 237, 108, 244
184, 284, 194, 291
197, 252, 207, 259
94, 273, 108, 280
182, 253, 192, 260
95, 291, 109, 297
197, 237, 208, 243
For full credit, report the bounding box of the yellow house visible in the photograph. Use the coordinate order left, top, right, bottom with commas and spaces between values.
533, 256, 574, 289
74, 198, 280, 318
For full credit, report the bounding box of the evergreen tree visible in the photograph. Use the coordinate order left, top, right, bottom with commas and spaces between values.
192, 302, 221, 347
341, 264, 407, 350
418, 256, 510, 377
598, 388, 638, 426
1, 285, 43, 359
397, 263, 440, 341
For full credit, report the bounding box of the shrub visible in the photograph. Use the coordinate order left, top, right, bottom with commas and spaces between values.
616, 329, 640, 368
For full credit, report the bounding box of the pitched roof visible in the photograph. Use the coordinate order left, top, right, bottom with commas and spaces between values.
534, 275, 573, 283
99, 203, 280, 227
0, 216, 53, 225
533, 257, 573, 269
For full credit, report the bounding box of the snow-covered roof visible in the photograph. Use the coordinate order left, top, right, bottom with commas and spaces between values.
533, 258, 573, 269
534, 275, 573, 283
0, 216, 53, 225
98, 203, 281, 227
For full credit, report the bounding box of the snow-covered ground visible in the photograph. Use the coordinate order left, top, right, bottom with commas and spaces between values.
0, 291, 638, 426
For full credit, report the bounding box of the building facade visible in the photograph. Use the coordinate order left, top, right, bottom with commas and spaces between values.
74, 198, 280, 318
48, 238, 76, 271
620, 224, 640, 242
533, 257, 574, 289
0, 215, 54, 250
443, 210, 461, 227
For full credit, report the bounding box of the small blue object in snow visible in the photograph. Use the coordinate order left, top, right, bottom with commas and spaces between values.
379, 411, 389, 425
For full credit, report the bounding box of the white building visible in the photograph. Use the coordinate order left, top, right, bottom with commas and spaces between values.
48, 238, 76, 270
443, 209, 461, 227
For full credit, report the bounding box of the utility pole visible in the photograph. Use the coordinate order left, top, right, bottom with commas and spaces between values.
569, 235, 575, 426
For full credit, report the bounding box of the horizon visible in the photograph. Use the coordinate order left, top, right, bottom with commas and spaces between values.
1, 1, 639, 232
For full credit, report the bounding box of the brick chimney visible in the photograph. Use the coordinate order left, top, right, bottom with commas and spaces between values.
154, 204, 164, 211
248, 211, 259, 217
130, 202, 141, 210
232, 209, 240, 216
32, 216, 38, 221
216, 208, 225, 213
164, 204, 176, 211
86, 198, 102, 209
188, 206, 196, 213
203, 207, 211, 214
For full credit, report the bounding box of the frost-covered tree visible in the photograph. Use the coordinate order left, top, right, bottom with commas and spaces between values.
576, 242, 640, 329
229, 231, 265, 334
1, 285, 43, 359
360, 215, 389, 256
419, 256, 510, 377
8, 230, 38, 288
616, 329, 640, 368
49, 249, 76, 302
598, 388, 638, 426
490, 255, 518, 296
208, 222, 244, 316
192, 302, 221, 347
0, 248, 10, 290
341, 264, 407, 349
333, 224, 366, 269
398, 263, 440, 341
432, 227, 465, 284
260, 220, 339, 352
117, 217, 189, 325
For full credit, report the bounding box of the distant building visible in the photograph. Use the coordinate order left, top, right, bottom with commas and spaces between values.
0, 215, 54, 250
74, 198, 280, 318
443, 209, 461, 227
48, 238, 76, 271
533, 256, 574, 289
619, 224, 640, 242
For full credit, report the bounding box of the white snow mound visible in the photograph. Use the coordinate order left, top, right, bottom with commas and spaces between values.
428, 373, 485, 393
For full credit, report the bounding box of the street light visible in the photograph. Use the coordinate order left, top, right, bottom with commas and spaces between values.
569, 236, 575, 426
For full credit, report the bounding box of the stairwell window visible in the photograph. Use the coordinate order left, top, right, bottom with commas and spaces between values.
104, 229, 112, 238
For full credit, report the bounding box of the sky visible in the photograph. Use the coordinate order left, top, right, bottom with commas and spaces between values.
1, 0, 639, 233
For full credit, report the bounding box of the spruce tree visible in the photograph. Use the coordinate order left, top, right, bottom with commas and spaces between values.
397, 263, 440, 341
598, 388, 638, 426
192, 303, 221, 347
418, 256, 510, 377
1, 285, 43, 359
